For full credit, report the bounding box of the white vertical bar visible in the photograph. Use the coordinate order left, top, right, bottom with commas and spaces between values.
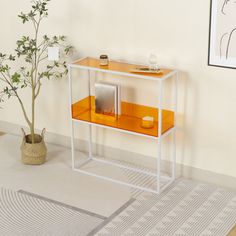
88, 70, 93, 159
172, 71, 178, 180
89, 125, 92, 158
157, 80, 163, 193
68, 65, 75, 169
172, 129, 176, 180
88, 70, 91, 96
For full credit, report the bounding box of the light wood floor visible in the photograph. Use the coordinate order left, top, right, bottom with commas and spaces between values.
0, 133, 132, 217
228, 225, 236, 236
0, 131, 236, 236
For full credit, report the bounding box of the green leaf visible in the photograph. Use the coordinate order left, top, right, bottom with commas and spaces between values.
8, 55, 15, 61
0, 53, 6, 59
64, 45, 73, 55
11, 73, 21, 83
0, 65, 10, 73
59, 35, 66, 41
43, 35, 49, 41
18, 13, 29, 24
3, 87, 9, 93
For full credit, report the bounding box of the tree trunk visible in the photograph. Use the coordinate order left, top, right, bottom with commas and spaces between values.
31, 87, 35, 143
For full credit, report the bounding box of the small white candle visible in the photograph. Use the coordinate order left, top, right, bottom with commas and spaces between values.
141, 116, 154, 128
143, 116, 154, 122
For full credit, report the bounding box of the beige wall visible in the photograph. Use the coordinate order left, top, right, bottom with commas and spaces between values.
1, 0, 236, 178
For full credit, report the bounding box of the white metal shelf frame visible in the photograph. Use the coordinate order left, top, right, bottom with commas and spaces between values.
68, 58, 178, 194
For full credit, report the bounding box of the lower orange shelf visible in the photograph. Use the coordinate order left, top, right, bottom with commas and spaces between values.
72, 96, 174, 138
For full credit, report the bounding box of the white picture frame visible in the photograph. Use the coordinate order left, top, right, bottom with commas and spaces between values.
208, 0, 236, 69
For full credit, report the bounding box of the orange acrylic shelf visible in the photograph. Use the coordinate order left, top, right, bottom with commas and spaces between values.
72, 96, 174, 138
71, 57, 174, 80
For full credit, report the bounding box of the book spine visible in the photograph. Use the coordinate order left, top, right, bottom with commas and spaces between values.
117, 85, 121, 115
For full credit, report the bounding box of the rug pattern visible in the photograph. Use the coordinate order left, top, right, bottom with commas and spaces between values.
95, 178, 236, 236
0, 178, 236, 236
0, 188, 104, 236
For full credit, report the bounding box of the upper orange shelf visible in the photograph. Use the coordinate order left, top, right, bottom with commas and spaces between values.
70, 57, 174, 80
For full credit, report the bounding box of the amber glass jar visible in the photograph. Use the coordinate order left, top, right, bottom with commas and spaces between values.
100, 55, 109, 66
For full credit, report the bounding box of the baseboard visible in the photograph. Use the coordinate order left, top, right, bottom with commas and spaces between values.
1, 120, 236, 191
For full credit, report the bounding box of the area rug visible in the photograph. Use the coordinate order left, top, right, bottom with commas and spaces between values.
0, 188, 106, 236
95, 178, 236, 236
0, 178, 236, 236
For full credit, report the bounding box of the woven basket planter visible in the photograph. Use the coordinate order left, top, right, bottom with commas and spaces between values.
21, 128, 47, 165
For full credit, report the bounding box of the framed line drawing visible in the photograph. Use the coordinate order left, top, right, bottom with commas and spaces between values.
208, 0, 236, 69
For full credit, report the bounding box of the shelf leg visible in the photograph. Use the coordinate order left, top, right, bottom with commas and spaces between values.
71, 121, 75, 169
157, 80, 163, 194
172, 129, 176, 180
88, 69, 93, 160
88, 125, 93, 159
172, 72, 178, 180
157, 139, 161, 194
68, 65, 75, 170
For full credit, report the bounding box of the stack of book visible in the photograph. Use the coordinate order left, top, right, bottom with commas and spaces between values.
95, 82, 121, 117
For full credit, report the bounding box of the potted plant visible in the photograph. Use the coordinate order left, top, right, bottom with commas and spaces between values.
0, 0, 73, 164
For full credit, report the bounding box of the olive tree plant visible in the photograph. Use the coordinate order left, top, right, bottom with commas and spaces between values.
0, 0, 73, 143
